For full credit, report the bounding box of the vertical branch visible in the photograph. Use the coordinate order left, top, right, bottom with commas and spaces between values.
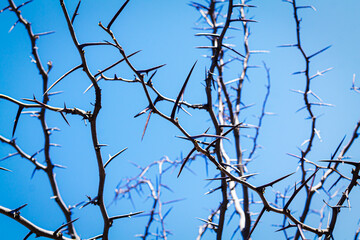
235, 2, 252, 238
157, 176, 167, 240
289, 1, 333, 239
248, 63, 271, 161
289, 1, 317, 239
201, 1, 234, 239
214, 1, 255, 237
8, 1, 79, 238
59, 1, 110, 239
195, 0, 257, 238
142, 180, 158, 240
292, 0, 316, 173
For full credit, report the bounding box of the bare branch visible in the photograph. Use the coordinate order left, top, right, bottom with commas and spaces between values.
107, 0, 130, 30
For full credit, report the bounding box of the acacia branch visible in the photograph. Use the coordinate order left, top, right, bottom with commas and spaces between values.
60, 0, 110, 238
0, 205, 73, 240
7, 1, 79, 238
0, 94, 89, 119
290, 1, 326, 238
0, 135, 46, 170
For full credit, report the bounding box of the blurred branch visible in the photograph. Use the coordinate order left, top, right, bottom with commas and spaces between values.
351, 74, 360, 93
113, 158, 181, 239
247, 63, 271, 161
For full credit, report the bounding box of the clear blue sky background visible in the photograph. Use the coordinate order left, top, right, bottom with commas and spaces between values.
1, 0, 360, 239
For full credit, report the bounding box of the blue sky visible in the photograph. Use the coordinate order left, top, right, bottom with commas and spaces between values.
1, 0, 360, 239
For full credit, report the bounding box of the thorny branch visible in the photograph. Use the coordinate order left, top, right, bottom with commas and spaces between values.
0, 0, 359, 240
4, 0, 79, 238
113, 157, 183, 239
0, 205, 73, 240
289, 1, 321, 237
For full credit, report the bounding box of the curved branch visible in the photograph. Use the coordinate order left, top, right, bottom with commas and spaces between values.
0, 205, 73, 240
